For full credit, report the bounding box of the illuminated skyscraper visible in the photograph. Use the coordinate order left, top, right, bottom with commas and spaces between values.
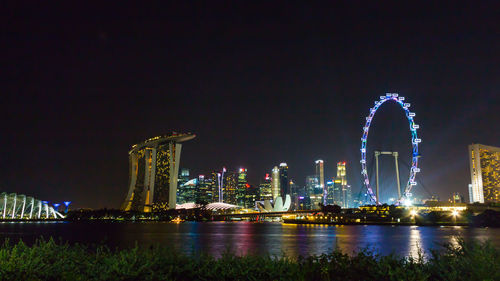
325, 180, 335, 205
236, 168, 248, 206
177, 168, 192, 204
342, 184, 352, 208
306, 175, 321, 209
333, 178, 343, 206
271, 166, 280, 200
122, 133, 195, 212
315, 160, 325, 204
244, 184, 259, 209
289, 179, 298, 210
223, 172, 238, 205
279, 163, 289, 199
337, 162, 347, 185
195, 175, 213, 203
210, 171, 221, 202
469, 144, 500, 203
259, 174, 273, 201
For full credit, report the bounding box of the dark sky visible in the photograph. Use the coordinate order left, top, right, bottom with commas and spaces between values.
1, 2, 499, 208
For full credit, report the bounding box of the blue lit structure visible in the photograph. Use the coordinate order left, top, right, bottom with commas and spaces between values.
63, 201, 71, 213
0, 193, 65, 219
52, 203, 61, 212
360, 93, 421, 205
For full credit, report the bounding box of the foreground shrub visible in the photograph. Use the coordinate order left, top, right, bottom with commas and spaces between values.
0, 238, 498, 280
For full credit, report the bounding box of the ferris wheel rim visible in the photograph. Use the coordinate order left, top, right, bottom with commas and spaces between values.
360, 93, 420, 205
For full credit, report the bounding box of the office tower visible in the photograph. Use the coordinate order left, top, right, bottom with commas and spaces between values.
337, 162, 347, 185
236, 168, 248, 206
296, 185, 309, 210
315, 160, 325, 203
196, 175, 213, 204
210, 171, 220, 202
289, 179, 298, 210
271, 166, 280, 200
333, 179, 343, 206
223, 172, 238, 205
122, 133, 196, 212
244, 184, 259, 209
259, 174, 273, 201
279, 163, 289, 199
306, 175, 322, 209
326, 180, 335, 205
469, 144, 500, 203
177, 168, 191, 204
342, 184, 352, 208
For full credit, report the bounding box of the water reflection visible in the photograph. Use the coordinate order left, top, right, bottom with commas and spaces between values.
0, 222, 499, 258
409, 226, 422, 258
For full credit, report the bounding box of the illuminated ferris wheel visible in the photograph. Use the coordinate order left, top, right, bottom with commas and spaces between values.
360, 93, 421, 205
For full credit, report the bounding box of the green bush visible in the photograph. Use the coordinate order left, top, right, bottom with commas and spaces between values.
0, 238, 498, 281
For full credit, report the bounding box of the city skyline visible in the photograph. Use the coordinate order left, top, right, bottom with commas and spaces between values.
1, 3, 499, 208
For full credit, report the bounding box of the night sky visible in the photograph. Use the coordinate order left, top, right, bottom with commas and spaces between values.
2, 2, 499, 208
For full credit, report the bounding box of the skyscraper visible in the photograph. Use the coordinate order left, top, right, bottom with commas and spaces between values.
244, 184, 259, 209
342, 184, 352, 208
337, 162, 347, 185
259, 174, 273, 201
271, 166, 280, 200
236, 168, 248, 206
333, 179, 343, 206
122, 133, 196, 212
326, 180, 335, 205
279, 163, 289, 199
177, 168, 192, 204
211, 171, 220, 202
469, 144, 500, 203
289, 179, 298, 210
195, 175, 213, 204
315, 160, 325, 204
306, 175, 321, 209
223, 171, 238, 205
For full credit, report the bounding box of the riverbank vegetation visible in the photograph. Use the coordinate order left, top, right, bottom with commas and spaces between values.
0, 238, 498, 280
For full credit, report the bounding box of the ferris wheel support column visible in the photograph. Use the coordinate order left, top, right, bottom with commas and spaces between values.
375, 151, 380, 205
394, 152, 401, 199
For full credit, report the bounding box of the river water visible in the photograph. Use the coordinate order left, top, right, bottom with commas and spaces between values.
1, 221, 498, 257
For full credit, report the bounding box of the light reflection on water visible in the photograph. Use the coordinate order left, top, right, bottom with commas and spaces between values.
0, 221, 499, 258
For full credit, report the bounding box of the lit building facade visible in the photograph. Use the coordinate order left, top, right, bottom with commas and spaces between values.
243, 184, 259, 209
342, 184, 352, 208
289, 179, 299, 210
177, 168, 193, 204
315, 160, 325, 204
122, 133, 195, 212
337, 162, 347, 185
306, 175, 322, 209
196, 175, 213, 203
259, 174, 273, 201
271, 166, 280, 200
469, 143, 500, 203
333, 179, 343, 206
223, 172, 238, 205
279, 163, 289, 199
236, 168, 248, 206
325, 180, 335, 205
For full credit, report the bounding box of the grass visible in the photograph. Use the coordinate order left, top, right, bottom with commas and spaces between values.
0, 238, 498, 281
